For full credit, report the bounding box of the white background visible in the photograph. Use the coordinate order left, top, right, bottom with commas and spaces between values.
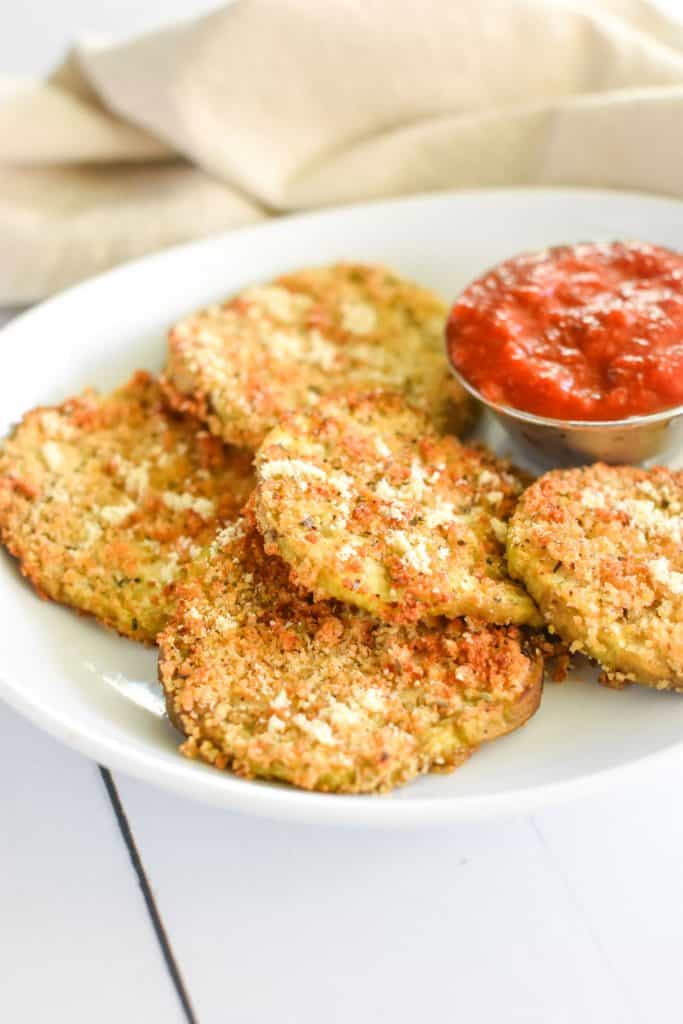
3, 3, 683, 1022
2, 1, 222, 76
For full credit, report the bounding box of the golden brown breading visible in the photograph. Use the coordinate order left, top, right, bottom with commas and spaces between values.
254, 391, 541, 626
507, 463, 683, 689
162, 262, 471, 449
0, 372, 254, 642
158, 518, 544, 794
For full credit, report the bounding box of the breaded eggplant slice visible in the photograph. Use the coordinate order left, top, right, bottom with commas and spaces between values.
162, 262, 471, 449
0, 372, 254, 642
507, 464, 683, 690
253, 392, 541, 625
159, 520, 543, 794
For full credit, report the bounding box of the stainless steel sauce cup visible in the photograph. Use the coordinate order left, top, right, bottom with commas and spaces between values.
447, 361, 683, 468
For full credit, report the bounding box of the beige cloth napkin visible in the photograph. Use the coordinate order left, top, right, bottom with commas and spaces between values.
3, 0, 683, 304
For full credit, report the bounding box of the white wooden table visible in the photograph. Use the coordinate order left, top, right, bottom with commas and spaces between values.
4, 5, 683, 1019
5, 687, 683, 1024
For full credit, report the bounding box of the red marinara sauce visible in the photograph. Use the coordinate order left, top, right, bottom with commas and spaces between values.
446, 242, 683, 422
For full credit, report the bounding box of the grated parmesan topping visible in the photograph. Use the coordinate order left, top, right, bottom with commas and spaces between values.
292, 714, 336, 746
214, 613, 238, 631
424, 498, 458, 529
617, 498, 682, 541
490, 518, 508, 544
162, 491, 216, 519
387, 530, 432, 574
306, 330, 339, 371
650, 557, 683, 595
124, 463, 149, 498
81, 521, 103, 547
328, 471, 355, 502
375, 479, 400, 502
267, 330, 307, 360
359, 688, 386, 713
39, 411, 76, 440
581, 490, 607, 510
244, 284, 312, 323
327, 699, 362, 728
340, 301, 377, 335
158, 551, 180, 584
99, 499, 137, 525
210, 519, 246, 555
41, 441, 63, 472
338, 542, 360, 563
408, 458, 428, 499
259, 459, 327, 488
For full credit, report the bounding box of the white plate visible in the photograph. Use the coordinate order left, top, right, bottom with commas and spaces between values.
2, 187, 683, 827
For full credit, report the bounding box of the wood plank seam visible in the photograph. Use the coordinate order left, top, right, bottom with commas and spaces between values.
528, 816, 641, 1023
99, 767, 198, 1024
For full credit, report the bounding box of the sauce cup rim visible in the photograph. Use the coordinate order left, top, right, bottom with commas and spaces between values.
446, 355, 683, 433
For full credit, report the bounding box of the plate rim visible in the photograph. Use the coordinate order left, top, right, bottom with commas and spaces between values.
2, 184, 683, 826
1, 659, 680, 826
5, 182, 683, 338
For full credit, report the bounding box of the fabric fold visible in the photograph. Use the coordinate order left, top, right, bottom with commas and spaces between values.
3, 0, 683, 303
